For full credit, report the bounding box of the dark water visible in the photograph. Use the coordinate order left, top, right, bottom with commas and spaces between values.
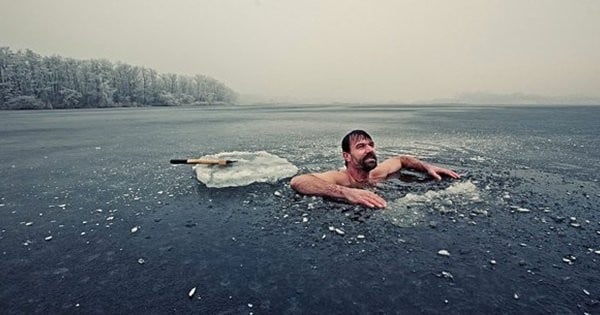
0, 105, 599, 314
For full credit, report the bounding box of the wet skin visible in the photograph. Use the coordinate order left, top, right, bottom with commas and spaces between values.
291, 136, 460, 209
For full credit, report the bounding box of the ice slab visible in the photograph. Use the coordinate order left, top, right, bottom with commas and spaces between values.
193, 151, 298, 188
382, 181, 481, 227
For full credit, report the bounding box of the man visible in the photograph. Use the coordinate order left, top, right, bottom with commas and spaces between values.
290, 129, 460, 208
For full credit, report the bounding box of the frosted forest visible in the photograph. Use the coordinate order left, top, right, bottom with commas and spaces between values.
0, 47, 237, 110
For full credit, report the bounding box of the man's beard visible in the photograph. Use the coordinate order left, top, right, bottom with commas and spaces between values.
360, 153, 378, 171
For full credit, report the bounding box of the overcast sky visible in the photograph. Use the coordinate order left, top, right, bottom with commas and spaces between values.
1, 0, 599, 103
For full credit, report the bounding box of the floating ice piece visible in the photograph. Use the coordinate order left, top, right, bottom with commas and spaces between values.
382, 181, 481, 227
437, 249, 450, 257
302, 217, 308, 223
188, 287, 196, 298
441, 199, 453, 206
193, 151, 298, 188
516, 207, 530, 213
595, 250, 600, 255
334, 228, 345, 236
440, 271, 454, 280
357, 234, 365, 239
25, 222, 33, 226
562, 257, 573, 265
469, 156, 486, 162
45, 236, 53, 241
137, 258, 145, 265
131, 226, 139, 233
583, 289, 590, 296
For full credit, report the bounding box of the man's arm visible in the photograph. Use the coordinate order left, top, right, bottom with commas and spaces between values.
290, 172, 387, 208
370, 155, 460, 181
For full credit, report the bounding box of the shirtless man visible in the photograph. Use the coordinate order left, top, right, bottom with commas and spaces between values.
290, 129, 460, 208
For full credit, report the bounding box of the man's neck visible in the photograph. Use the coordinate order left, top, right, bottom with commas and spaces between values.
346, 166, 370, 185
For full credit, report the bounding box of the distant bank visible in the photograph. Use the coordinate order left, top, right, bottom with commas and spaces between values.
0, 47, 237, 110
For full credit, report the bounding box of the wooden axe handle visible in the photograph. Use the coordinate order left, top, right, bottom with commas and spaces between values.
170, 159, 234, 165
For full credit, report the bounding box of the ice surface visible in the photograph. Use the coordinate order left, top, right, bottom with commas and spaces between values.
382, 181, 481, 227
193, 151, 298, 188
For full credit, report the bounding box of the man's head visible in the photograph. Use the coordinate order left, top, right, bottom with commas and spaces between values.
341, 129, 378, 171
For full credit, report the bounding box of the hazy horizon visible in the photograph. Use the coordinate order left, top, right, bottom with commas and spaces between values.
1, 0, 599, 104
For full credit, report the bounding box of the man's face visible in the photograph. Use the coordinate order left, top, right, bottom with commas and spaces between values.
345, 136, 378, 171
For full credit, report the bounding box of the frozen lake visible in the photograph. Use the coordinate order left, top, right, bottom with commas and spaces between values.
1, 104, 599, 314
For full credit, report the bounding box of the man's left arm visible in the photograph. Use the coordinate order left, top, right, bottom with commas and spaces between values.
399, 155, 460, 180
370, 155, 460, 181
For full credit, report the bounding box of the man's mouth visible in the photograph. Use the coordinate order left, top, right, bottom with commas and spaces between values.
360, 153, 378, 171
363, 154, 377, 163
363, 153, 377, 162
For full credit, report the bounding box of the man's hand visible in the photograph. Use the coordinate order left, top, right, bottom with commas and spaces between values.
291, 173, 387, 208
342, 187, 387, 208
396, 155, 460, 181
425, 165, 461, 181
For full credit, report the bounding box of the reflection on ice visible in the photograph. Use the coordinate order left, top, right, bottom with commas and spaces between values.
381, 181, 481, 227
193, 151, 298, 188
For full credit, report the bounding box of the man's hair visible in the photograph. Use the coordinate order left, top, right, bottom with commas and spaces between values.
341, 129, 372, 153
341, 129, 373, 166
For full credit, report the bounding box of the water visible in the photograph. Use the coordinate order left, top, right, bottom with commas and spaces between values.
0, 105, 599, 314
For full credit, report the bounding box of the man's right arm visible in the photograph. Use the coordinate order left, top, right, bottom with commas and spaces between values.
290, 172, 387, 208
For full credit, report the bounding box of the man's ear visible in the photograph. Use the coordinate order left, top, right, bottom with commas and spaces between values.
342, 152, 351, 163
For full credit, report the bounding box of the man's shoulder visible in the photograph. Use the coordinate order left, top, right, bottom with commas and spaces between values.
369, 157, 403, 181
313, 169, 351, 186
319, 169, 349, 179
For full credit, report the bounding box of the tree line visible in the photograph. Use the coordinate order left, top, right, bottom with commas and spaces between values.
0, 47, 237, 109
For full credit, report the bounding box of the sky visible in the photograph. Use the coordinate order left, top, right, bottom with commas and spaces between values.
1, 0, 599, 104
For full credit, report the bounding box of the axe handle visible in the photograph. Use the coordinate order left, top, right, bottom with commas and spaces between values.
170, 159, 233, 165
